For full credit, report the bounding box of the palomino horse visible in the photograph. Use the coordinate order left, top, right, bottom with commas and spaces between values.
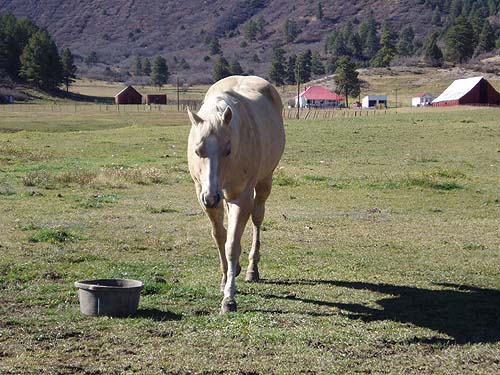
187, 75, 285, 313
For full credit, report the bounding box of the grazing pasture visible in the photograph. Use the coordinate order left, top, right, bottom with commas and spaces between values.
0, 105, 499, 374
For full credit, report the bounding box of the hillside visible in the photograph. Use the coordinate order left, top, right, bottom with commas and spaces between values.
1, 0, 499, 84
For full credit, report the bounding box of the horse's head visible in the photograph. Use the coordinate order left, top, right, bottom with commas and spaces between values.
187, 103, 235, 209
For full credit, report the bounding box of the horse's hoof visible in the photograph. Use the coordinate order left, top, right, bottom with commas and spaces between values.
220, 299, 237, 314
236, 263, 241, 277
245, 271, 260, 282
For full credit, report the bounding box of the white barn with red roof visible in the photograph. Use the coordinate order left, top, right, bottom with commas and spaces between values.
295, 86, 346, 108
411, 92, 434, 107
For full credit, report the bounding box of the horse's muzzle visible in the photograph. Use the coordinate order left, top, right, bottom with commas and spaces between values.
201, 191, 221, 209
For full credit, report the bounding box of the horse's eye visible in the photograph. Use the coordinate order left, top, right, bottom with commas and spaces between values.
195, 149, 200, 157
225, 147, 231, 156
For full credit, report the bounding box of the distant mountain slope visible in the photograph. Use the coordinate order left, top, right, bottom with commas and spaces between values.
0, 0, 496, 83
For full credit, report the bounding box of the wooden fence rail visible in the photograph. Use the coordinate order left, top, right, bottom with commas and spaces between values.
0, 103, 198, 113
1, 103, 393, 119
282, 108, 391, 119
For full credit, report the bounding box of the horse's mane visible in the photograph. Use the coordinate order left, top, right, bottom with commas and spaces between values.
199, 92, 240, 131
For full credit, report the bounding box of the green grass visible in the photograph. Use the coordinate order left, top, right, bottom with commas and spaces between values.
0, 105, 499, 374
29, 227, 82, 243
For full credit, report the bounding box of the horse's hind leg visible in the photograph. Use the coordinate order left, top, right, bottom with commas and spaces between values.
246, 174, 272, 282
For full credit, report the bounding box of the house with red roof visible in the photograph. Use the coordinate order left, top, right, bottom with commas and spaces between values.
295, 86, 346, 108
411, 92, 434, 107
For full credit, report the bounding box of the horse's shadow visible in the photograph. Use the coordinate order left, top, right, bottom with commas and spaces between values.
134, 308, 182, 321
255, 279, 500, 345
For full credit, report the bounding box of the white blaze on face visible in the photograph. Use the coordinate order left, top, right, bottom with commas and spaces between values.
199, 135, 221, 206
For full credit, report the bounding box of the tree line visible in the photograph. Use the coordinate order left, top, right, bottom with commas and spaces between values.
0, 13, 76, 92
321, 1, 498, 68
130, 54, 171, 88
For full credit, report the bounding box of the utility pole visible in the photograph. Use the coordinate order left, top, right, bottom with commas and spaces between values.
176, 77, 180, 112
395, 88, 398, 113
296, 79, 301, 119
295, 64, 301, 120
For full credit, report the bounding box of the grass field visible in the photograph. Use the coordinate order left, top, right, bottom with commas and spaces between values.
0, 105, 499, 374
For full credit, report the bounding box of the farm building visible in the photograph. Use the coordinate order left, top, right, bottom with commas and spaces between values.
432, 76, 500, 107
295, 86, 346, 108
144, 94, 167, 105
412, 93, 434, 107
114, 85, 143, 105
362, 95, 388, 109
0, 94, 14, 104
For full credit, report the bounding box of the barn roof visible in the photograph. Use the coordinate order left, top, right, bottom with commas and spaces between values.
432, 77, 483, 103
299, 86, 345, 101
115, 85, 142, 98
414, 92, 433, 98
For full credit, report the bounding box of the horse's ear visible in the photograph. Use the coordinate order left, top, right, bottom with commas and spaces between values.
222, 106, 232, 126
187, 108, 203, 126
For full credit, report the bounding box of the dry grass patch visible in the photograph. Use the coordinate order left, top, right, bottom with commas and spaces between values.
101, 166, 165, 185
22, 167, 170, 189
0, 142, 52, 162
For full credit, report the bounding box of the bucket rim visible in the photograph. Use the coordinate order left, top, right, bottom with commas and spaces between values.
74, 278, 144, 291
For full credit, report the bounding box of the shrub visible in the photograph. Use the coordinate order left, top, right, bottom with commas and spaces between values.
29, 228, 81, 243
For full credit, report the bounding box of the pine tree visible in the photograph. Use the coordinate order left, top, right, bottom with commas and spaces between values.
445, 16, 475, 63
295, 49, 312, 83
244, 20, 259, 41
283, 18, 300, 43
19, 30, 62, 90
212, 56, 230, 82
469, 6, 488, 44
256, 16, 266, 38
131, 55, 142, 76
359, 14, 379, 59
85, 51, 98, 66
208, 36, 221, 55
423, 32, 443, 67
397, 26, 415, 57
334, 56, 360, 108
142, 58, 151, 76
285, 54, 297, 85
487, 0, 497, 16
431, 6, 441, 26
450, 0, 463, 19
371, 25, 397, 67
347, 32, 363, 60
150, 55, 169, 88
269, 46, 286, 86
329, 33, 348, 57
61, 48, 76, 93
0, 29, 8, 74
229, 59, 244, 75
0, 13, 38, 80
475, 20, 496, 56
311, 51, 325, 76
317, 2, 324, 20
326, 56, 337, 74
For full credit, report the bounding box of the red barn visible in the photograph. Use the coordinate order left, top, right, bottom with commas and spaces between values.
144, 94, 167, 105
432, 77, 500, 107
114, 85, 143, 105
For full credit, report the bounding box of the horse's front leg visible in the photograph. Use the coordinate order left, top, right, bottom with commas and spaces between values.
196, 183, 228, 292
221, 187, 253, 314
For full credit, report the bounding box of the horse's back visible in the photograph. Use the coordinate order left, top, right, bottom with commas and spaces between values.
205, 75, 282, 114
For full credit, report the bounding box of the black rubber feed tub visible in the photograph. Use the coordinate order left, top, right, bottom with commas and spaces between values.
75, 279, 144, 317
